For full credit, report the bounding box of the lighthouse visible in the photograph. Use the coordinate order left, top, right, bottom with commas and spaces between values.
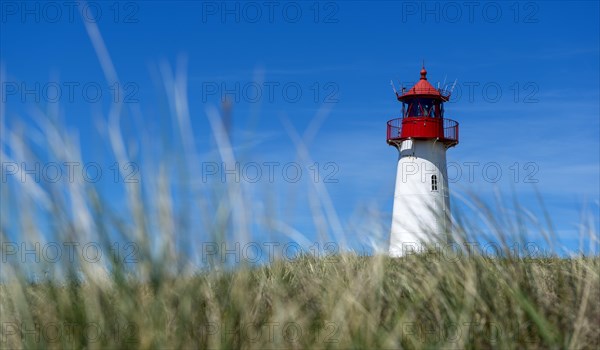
387, 66, 459, 257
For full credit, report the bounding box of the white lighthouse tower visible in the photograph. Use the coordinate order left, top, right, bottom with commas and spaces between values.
387, 66, 459, 257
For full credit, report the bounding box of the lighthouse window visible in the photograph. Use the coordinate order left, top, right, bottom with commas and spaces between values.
431, 175, 438, 191
407, 99, 436, 117
423, 101, 434, 117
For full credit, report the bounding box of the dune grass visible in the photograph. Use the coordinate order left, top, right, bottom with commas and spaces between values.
1, 252, 598, 349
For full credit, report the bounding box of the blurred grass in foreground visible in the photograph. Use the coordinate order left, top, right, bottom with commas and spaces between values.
0, 253, 598, 349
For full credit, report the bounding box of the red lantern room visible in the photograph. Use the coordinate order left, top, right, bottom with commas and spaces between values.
386, 67, 459, 147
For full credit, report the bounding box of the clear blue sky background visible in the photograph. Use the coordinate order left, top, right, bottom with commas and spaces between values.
1, 1, 599, 258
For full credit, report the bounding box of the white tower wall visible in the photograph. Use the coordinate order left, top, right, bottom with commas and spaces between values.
389, 139, 451, 257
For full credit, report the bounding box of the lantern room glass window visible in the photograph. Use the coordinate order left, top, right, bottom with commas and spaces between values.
403, 98, 439, 118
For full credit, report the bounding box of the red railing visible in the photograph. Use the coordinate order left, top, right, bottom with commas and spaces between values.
386, 118, 402, 140
442, 118, 459, 142
387, 117, 458, 146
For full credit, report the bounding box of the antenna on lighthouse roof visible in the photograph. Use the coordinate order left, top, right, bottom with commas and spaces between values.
390, 79, 398, 95
449, 78, 458, 94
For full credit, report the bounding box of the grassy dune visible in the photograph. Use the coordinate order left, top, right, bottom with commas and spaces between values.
1, 254, 598, 349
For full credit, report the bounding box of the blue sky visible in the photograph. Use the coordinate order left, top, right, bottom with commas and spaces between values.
1, 1, 599, 260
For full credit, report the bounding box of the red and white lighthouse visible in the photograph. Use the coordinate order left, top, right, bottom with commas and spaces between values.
387, 66, 459, 257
